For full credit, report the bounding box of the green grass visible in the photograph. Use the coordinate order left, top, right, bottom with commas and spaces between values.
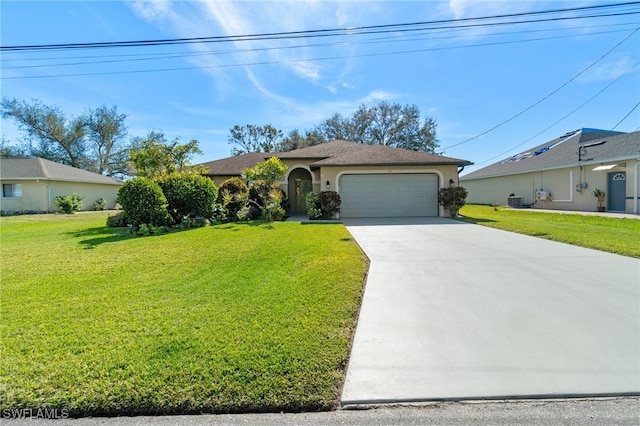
458, 205, 640, 258
0, 212, 367, 415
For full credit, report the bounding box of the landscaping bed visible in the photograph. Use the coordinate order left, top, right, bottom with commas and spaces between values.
0, 212, 367, 416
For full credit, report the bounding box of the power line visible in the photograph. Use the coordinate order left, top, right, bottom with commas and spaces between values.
2, 1, 639, 51
471, 61, 640, 167
440, 27, 640, 151
3, 28, 631, 72
611, 101, 640, 129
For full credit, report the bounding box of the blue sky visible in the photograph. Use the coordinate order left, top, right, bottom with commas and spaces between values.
1, 1, 639, 175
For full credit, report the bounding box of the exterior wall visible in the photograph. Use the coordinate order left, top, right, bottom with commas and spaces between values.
0, 179, 121, 213
462, 161, 639, 213
0, 180, 48, 212
49, 181, 121, 211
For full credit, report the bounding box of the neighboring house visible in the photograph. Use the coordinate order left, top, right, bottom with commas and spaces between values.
199, 140, 472, 218
460, 128, 640, 214
0, 157, 123, 213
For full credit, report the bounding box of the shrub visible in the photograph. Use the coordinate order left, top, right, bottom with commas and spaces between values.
306, 192, 322, 220
306, 191, 340, 219
157, 173, 218, 224
217, 177, 248, 220
106, 211, 128, 227
117, 178, 169, 230
318, 191, 341, 219
55, 193, 83, 214
438, 186, 468, 217
91, 198, 108, 211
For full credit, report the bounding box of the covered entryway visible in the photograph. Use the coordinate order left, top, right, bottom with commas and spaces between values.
287, 168, 313, 215
339, 173, 438, 218
608, 171, 626, 212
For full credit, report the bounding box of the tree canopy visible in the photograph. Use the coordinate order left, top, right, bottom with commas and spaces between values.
228, 101, 439, 154
128, 132, 204, 178
228, 124, 283, 155
1, 98, 130, 177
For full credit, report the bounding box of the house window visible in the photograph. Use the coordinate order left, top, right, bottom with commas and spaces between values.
2, 183, 22, 198
612, 173, 626, 181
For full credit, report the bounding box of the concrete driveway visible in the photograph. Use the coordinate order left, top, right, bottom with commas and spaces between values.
341, 217, 640, 405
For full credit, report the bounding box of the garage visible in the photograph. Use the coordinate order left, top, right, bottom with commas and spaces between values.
339, 173, 439, 218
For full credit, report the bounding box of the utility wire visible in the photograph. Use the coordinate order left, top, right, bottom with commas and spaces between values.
6, 28, 636, 81
2, 1, 639, 51
471, 61, 640, 167
440, 27, 640, 151
3, 28, 630, 71
611, 101, 640, 129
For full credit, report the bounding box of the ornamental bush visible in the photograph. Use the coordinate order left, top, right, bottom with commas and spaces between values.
55, 193, 83, 214
117, 177, 169, 230
306, 191, 340, 219
438, 186, 468, 217
157, 173, 218, 224
217, 177, 248, 220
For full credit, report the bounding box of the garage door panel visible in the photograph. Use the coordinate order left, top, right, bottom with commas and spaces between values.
340, 174, 438, 218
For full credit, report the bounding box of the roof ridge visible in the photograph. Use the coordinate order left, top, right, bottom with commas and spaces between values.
36, 157, 50, 178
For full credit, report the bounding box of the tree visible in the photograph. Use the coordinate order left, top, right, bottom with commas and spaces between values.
277, 128, 325, 152
1, 98, 87, 168
129, 132, 203, 178
84, 105, 129, 177
0, 138, 27, 158
1, 99, 133, 175
228, 124, 282, 155
317, 101, 440, 153
243, 157, 288, 185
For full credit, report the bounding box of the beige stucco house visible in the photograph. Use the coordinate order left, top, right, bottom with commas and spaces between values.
460, 129, 640, 214
200, 140, 472, 218
0, 158, 123, 214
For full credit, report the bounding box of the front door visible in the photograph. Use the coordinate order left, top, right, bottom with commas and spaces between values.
608, 171, 626, 212
295, 180, 312, 214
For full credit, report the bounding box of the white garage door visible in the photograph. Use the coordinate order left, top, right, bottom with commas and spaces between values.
339, 174, 439, 218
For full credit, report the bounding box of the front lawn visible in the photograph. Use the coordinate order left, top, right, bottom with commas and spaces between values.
458, 205, 640, 258
0, 213, 367, 416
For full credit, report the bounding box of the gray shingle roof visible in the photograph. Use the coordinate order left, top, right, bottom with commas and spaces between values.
0, 158, 123, 185
311, 143, 471, 167
199, 152, 274, 176
461, 129, 639, 180
200, 140, 472, 175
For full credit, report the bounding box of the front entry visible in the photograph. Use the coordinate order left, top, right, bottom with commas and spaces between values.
608, 171, 626, 212
288, 168, 313, 215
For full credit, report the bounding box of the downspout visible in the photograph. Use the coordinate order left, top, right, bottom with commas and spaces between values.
552, 171, 574, 203
48, 184, 52, 212
634, 161, 639, 214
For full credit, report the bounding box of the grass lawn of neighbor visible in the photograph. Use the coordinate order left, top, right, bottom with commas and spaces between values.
458, 204, 640, 258
0, 212, 367, 416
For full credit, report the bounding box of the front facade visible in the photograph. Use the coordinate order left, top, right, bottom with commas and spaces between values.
0, 158, 123, 214
200, 140, 471, 218
460, 129, 640, 214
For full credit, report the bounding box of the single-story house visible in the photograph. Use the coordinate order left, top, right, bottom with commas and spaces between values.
199, 140, 472, 218
460, 128, 640, 214
0, 157, 123, 214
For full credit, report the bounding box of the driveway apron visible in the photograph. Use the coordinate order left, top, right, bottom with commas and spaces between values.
341, 217, 640, 405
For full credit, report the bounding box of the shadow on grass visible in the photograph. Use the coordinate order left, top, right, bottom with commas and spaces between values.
456, 216, 497, 224
65, 226, 135, 248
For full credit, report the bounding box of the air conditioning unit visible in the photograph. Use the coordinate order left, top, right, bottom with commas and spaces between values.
536, 190, 548, 200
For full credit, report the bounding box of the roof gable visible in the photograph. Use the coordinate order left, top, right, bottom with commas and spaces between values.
461, 129, 637, 180
0, 158, 123, 185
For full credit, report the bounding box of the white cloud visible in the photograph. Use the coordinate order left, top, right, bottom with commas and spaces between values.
580, 55, 637, 82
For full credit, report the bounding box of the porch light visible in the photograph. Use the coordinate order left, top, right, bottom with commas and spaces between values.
449, 178, 455, 187
326, 180, 331, 189
592, 164, 617, 171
